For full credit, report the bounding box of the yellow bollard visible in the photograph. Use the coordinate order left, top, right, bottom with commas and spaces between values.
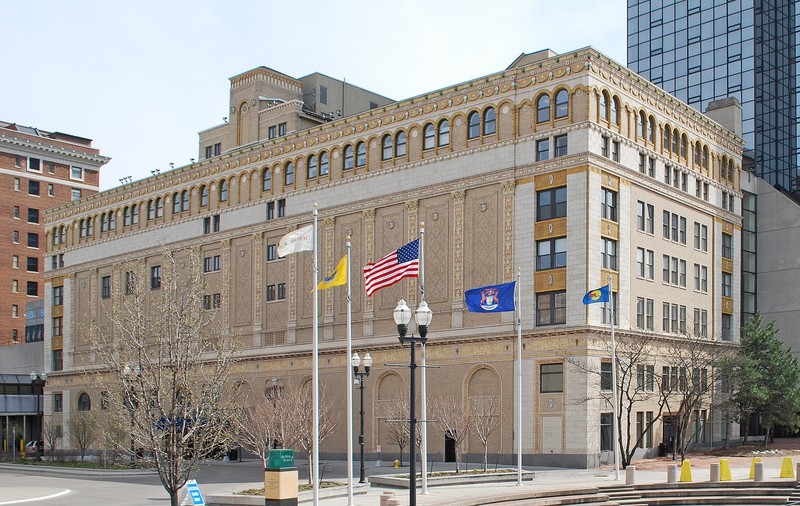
749, 457, 762, 480
719, 458, 732, 481
780, 457, 795, 478
679, 459, 693, 482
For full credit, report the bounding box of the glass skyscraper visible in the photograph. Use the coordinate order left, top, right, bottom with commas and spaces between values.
627, 0, 798, 192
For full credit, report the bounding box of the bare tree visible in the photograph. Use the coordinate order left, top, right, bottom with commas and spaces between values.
234, 400, 280, 469
42, 419, 61, 459
383, 395, 411, 466
430, 395, 470, 473
469, 395, 502, 471
280, 381, 340, 485
67, 410, 96, 460
89, 250, 241, 506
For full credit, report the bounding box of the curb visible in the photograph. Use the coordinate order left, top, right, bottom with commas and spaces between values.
0, 462, 156, 477
206, 482, 370, 506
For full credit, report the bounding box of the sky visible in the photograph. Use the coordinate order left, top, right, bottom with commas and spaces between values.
1, 1, 628, 191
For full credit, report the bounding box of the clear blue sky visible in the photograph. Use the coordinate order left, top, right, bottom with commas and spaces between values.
1, 0, 627, 190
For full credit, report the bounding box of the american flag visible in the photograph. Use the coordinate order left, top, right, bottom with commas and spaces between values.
363, 239, 419, 296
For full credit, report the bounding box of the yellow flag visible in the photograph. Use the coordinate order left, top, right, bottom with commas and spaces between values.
317, 255, 347, 290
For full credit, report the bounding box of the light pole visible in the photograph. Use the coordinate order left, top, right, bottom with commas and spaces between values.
351, 352, 372, 484
122, 364, 140, 464
393, 299, 432, 506
29, 372, 46, 451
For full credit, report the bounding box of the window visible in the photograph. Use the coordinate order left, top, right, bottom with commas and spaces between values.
26, 232, 38, 248
14, 178, 20, 191
394, 133, 406, 158
26, 281, 38, 296
205, 146, 213, 159
679, 217, 687, 244
722, 272, 732, 297
611, 140, 620, 162
636, 297, 645, 329
554, 134, 568, 157
648, 157, 656, 177
600, 413, 613, 451
601, 136, 609, 157
12, 206, 19, 219
540, 363, 563, 393
212, 142, 220, 154
12, 230, 18, 243
28, 157, 41, 171
12, 304, 18, 318
601, 362, 613, 390
12, 255, 18, 269
29, 180, 40, 196
423, 123, 435, 150
536, 94, 550, 123
611, 96, 619, 125
601, 188, 617, 221
536, 187, 567, 221
156, 198, 163, 218
355, 142, 366, 167
12, 279, 18, 293
320, 152, 330, 175
381, 135, 393, 160
536, 237, 566, 270
27, 208, 39, 223
71, 188, 81, 201
124, 272, 135, 294
601, 238, 617, 270
54, 393, 63, 412
277, 199, 285, 217
602, 293, 617, 324
203, 214, 221, 234
278, 283, 286, 300
261, 169, 272, 192
679, 260, 687, 287
284, 162, 295, 186
27, 256, 39, 272
101, 275, 111, 299
722, 314, 732, 341
483, 107, 496, 135
53, 317, 63, 336
151, 265, 161, 289
554, 89, 568, 118
600, 91, 608, 120
204, 293, 222, 310
219, 180, 228, 202
722, 233, 732, 259
132, 205, 139, 224
278, 122, 286, 136
467, 111, 480, 139
536, 139, 549, 161
268, 126, 276, 139
52, 286, 63, 306
267, 244, 277, 261
536, 291, 566, 325
266, 284, 276, 301
639, 154, 646, 174
438, 120, 450, 146
172, 192, 181, 214
203, 255, 221, 273
646, 299, 654, 330
70, 166, 84, 180
77, 392, 91, 411
343, 145, 354, 170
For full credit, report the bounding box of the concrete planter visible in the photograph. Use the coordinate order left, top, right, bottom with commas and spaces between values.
369, 470, 535, 488
206, 482, 369, 506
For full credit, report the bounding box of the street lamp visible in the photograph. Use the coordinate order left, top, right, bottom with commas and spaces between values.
394, 299, 432, 506
122, 364, 140, 463
351, 352, 372, 484
29, 372, 46, 451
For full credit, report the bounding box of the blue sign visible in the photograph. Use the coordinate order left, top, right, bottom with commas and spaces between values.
185, 480, 204, 506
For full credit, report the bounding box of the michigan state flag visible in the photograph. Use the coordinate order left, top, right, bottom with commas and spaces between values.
465, 281, 516, 313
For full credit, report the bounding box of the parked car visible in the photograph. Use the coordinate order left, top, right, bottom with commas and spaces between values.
25, 440, 44, 456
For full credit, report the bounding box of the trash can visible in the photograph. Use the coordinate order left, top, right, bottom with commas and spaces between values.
658, 443, 666, 457
227, 448, 239, 461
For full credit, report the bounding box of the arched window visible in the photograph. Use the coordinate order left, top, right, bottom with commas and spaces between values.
395, 132, 406, 157
284, 162, 295, 185
438, 119, 450, 146
172, 192, 181, 214
79, 219, 85, 238
664, 126, 671, 152
467, 111, 480, 139
156, 197, 163, 218
219, 180, 228, 202
381, 135, 393, 160
60, 225, 66, 243
638, 111, 645, 138
77, 392, 91, 411
181, 190, 189, 212
721, 156, 728, 180
554, 89, 568, 119
536, 94, 550, 123
124, 207, 131, 226
320, 152, 330, 176
728, 160, 734, 181
200, 185, 209, 206
483, 107, 496, 135
262, 169, 272, 191
648, 116, 655, 142
109, 211, 115, 230
147, 200, 155, 220
694, 142, 702, 166
611, 96, 620, 125
423, 123, 435, 150
356, 142, 366, 167
681, 134, 688, 159
87, 217, 93, 236
307, 155, 318, 178
672, 128, 679, 154
343, 145, 354, 170
100, 214, 108, 232
131, 205, 139, 225
600, 91, 609, 120
52, 227, 59, 246
702, 145, 709, 168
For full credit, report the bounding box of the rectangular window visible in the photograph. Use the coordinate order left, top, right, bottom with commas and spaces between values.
213, 293, 221, 309
203, 214, 221, 234
52, 316, 63, 336
14, 178, 20, 191
648, 157, 656, 177
70, 166, 84, 180
13, 206, 19, 219
52, 285, 63, 306
646, 299, 654, 330
277, 198, 285, 217
266, 202, 275, 220
554, 134, 568, 157
636, 411, 644, 448
54, 393, 63, 411
27, 208, 39, 224
722, 314, 732, 341
540, 363, 564, 393
663, 211, 670, 239
26, 281, 38, 296
701, 266, 707, 292
636, 201, 645, 231
319, 85, 328, 104
278, 122, 287, 136
267, 244, 277, 261
277, 283, 286, 300
662, 255, 670, 283
612, 140, 620, 162
639, 154, 646, 174
266, 284, 276, 301
693, 222, 701, 249
722, 233, 732, 259
645, 202, 655, 233
268, 126, 276, 139
13, 255, 18, 269
27, 256, 38, 272
663, 302, 670, 332
28, 157, 41, 171
48, 184, 54, 197
536, 237, 566, 270
536, 187, 567, 221
600, 413, 613, 451
29, 180, 40, 196
646, 250, 654, 280
12, 279, 18, 293
602, 292, 617, 324
150, 265, 161, 289
600, 362, 614, 390
722, 272, 732, 297
680, 259, 687, 287
637, 297, 645, 328
601, 136, 609, 157
536, 291, 566, 325
27, 232, 39, 248
12, 230, 19, 244
637, 248, 645, 278
679, 305, 687, 333
12, 304, 18, 318
124, 271, 135, 294
701, 225, 708, 251
601, 238, 617, 270
101, 275, 111, 299
535, 139, 550, 161
71, 188, 82, 201
214, 143, 221, 156
601, 188, 618, 221
205, 146, 213, 159
671, 303, 679, 333
679, 217, 687, 244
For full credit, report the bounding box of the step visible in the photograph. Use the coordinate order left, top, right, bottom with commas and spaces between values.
618, 496, 790, 505
487, 494, 612, 506
635, 487, 794, 498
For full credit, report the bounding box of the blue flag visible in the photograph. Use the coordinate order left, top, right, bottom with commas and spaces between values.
465, 281, 516, 313
583, 285, 610, 304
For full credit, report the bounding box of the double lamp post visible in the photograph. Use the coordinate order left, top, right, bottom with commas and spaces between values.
350, 351, 372, 484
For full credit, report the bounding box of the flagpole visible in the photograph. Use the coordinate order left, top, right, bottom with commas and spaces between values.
608, 275, 620, 481
419, 222, 428, 495
312, 204, 320, 505
346, 237, 354, 505
516, 268, 523, 486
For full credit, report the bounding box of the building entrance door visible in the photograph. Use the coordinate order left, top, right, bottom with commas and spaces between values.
444, 434, 456, 462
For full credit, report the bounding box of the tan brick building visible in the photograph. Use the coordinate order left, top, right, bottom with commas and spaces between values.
0, 122, 106, 347
43, 48, 743, 467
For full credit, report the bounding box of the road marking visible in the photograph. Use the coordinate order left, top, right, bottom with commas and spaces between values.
0, 489, 71, 504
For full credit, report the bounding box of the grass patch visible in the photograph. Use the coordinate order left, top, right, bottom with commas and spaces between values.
13, 459, 132, 470
397, 468, 517, 479
237, 482, 342, 496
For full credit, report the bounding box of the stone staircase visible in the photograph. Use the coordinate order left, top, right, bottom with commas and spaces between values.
599, 480, 797, 505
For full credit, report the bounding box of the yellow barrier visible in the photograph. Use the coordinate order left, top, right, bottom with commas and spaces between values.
780, 457, 795, 478
749, 457, 762, 480
679, 459, 693, 482
719, 458, 732, 481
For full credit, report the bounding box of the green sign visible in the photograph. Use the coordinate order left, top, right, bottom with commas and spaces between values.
267, 449, 294, 469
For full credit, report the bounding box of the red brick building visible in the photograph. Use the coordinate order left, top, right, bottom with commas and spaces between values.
0, 121, 107, 347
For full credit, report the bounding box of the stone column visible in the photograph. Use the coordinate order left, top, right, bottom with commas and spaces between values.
362, 210, 375, 336
451, 190, 465, 328
322, 217, 336, 341
252, 232, 264, 348
406, 200, 418, 307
